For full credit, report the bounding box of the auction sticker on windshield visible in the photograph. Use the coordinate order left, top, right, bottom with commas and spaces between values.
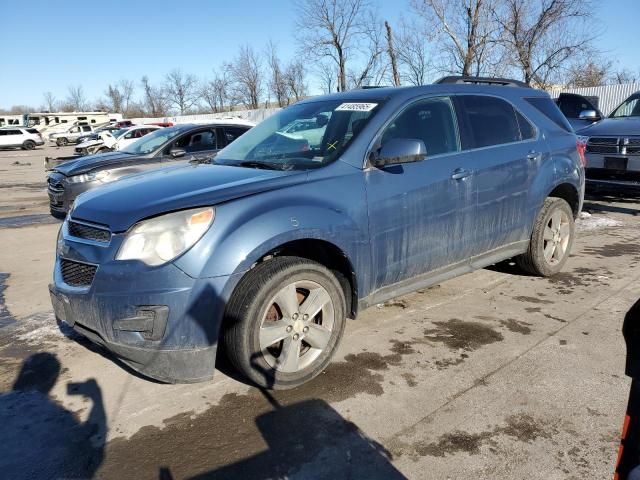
335, 103, 378, 112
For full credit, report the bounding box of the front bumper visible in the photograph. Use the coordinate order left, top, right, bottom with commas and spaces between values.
47, 174, 98, 216
49, 220, 238, 383
586, 167, 640, 192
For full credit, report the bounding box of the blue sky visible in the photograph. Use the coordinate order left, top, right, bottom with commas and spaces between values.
0, 0, 638, 108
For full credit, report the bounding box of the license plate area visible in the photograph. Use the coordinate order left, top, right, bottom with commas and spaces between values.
605, 157, 628, 171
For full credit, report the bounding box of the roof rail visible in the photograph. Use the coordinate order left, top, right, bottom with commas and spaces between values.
434, 76, 531, 88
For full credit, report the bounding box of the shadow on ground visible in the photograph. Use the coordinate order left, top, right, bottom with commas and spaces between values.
0, 352, 107, 479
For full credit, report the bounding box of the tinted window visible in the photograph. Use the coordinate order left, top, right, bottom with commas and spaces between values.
557, 95, 596, 119
7, 130, 22, 135
461, 96, 520, 148
381, 97, 460, 156
525, 97, 572, 132
515, 110, 536, 140
27, 128, 39, 134
173, 129, 217, 153
224, 126, 249, 144
0, 131, 5, 136
82, 126, 92, 132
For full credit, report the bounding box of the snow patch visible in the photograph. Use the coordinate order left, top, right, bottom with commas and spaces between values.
577, 215, 622, 230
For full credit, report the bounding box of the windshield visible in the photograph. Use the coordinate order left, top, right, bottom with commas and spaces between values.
121, 126, 184, 155
215, 99, 382, 170
610, 94, 640, 118
113, 128, 129, 139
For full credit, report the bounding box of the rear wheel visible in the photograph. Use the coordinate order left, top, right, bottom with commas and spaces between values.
22, 140, 35, 150
56, 137, 68, 147
223, 256, 347, 389
516, 197, 575, 276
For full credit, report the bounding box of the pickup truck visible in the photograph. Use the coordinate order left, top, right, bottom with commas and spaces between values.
48, 125, 98, 146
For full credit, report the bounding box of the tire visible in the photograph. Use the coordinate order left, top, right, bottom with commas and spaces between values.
22, 140, 35, 150
56, 137, 68, 147
516, 197, 575, 277
223, 256, 347, 390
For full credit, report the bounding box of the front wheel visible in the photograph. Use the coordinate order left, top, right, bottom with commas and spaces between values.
22, 140, 35, 150
516, 197, 575, 276
223, 256, 347, 389
56, 138, 68, 146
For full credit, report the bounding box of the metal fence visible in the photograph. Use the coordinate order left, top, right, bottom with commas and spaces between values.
547, 83, 640, 115
130, 107, 282, 126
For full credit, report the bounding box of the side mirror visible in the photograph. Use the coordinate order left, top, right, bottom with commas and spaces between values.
371, 138, 427, 168
170, 148, 186, 158
579, 109, 599, 120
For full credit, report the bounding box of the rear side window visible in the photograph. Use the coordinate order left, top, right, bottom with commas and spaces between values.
6, 129, 22, 135
380, 96, 460, 156
460, 96, 520, 148
525, 97, 572, 132
515, 110, 536, 140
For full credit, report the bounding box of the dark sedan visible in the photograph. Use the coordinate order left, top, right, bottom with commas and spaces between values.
47, 122, 252, 218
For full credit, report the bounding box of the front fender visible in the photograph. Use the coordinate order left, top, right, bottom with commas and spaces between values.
174, 164, 371, 292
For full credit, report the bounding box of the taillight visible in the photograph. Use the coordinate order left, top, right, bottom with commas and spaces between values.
576, 139, 587, 168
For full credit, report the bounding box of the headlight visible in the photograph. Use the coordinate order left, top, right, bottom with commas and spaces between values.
116, 207, 215, 266
67, 170, 112, 183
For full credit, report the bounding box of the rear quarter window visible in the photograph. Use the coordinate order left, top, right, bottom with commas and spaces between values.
26, 128, 39, 134
525, 97, 572, 132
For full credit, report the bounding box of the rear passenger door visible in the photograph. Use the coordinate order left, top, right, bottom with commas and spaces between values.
455, 95, 546, 256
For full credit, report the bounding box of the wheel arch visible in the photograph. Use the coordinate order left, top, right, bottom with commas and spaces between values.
231, 238, 359, 320
547, 182, 580, 218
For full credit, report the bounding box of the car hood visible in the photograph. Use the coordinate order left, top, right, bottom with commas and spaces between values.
577, 117, 640, 137
54, 151, 141, 176
77, 139, 103, 148
71, 163, 307, 232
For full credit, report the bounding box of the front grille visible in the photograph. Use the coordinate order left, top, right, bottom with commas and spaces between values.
586, 144, 618, 154
60, 259, 97, 287
68, 221, 111, 243
586, 136, 640, 156
589, 137, 619, 145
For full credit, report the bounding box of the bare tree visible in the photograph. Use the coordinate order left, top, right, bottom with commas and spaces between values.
164, 69, 199, 115
141, 76, 168, 117
316, 62, 338, 94
295, 0, 378, 92
228, 45, 263, 109
412, 0, 500, 77
495, 0, 595, 86
612, 68, 639, 85
385, 21, 401, 86
284, 60, 308, 102
347, 10, 388, 89
565, 59, 611, 88
65, 85, 88, 111
266, 41, 290, 107
42, 92, 57, 112
395, 19, 432, 85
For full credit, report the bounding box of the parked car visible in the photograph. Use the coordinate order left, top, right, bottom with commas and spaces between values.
576, 91, 640, 191
49, 79, 584, 387
555, 92, 604, 130
72, 128, 131, 157
0, 127, 44, 150
47, 121, 252, 217
109, 125, 164, 151
112, 120, 135, 129
49, 124, 97, 146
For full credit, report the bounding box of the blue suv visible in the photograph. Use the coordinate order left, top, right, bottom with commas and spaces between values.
49, 78, 585, 388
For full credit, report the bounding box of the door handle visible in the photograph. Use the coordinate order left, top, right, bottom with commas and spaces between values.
451, 168, 471, 180
527, 151, 539, 161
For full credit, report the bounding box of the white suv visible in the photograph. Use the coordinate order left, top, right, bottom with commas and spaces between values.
0, 127, 45, 150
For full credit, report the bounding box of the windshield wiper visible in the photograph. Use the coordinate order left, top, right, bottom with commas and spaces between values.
237, 160, 285, 170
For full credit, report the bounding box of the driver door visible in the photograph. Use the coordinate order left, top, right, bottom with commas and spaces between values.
364, 96, 477, 290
